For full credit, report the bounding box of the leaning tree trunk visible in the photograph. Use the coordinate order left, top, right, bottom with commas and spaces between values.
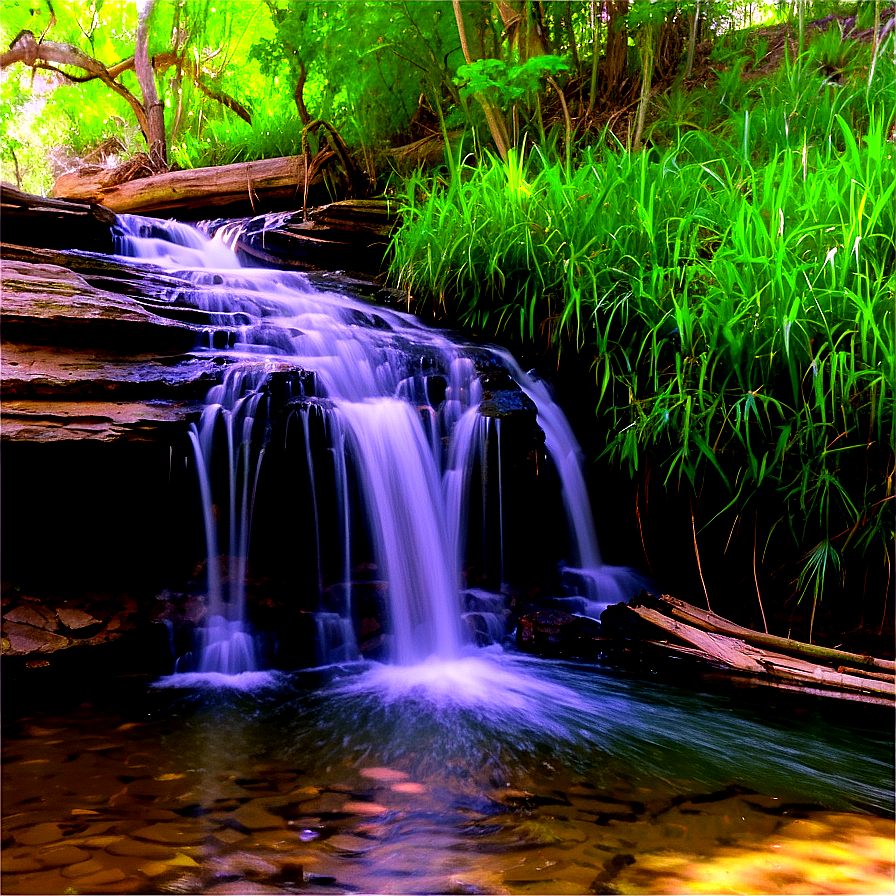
135, 0, 167, 168
684, 0, 700, 78
453, 0, 510, 160
632, 23, 655, 150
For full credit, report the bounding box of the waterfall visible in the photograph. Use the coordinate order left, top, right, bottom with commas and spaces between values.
115, 213, 633, 675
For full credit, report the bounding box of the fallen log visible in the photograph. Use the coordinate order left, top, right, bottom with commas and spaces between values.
604, 595, 895, 706
52, 153, 330, 216
640, 593, 896, 675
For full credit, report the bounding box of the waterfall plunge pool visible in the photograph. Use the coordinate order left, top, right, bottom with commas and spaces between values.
2, 654, 894, 895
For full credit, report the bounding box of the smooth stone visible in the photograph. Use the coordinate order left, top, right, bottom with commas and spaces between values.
139, 852, 199, 877
57, 608, 99, 629
213, 827, 249, 845
131, 822, 204, 846
106, 838, 177, 858
287, 785, 320, 799
325, 833, 373, 854
143, 808, 183, 821
343, 800, 389, 816
359, 767, 409, 782
14, 822, 64, 845
300, 792, 348, 814
4, 604, 58, 631
124, 752, 156, 768
3, 622, 70, 653
230, 802, 284, 831
82, 836, 124, 848
72, 867, 128, 887
252, 833, 316, 853
205, 882, 284, 894
210, 852, 280, 879
60, 858, 107, 878
36, 845, 91, 868
391, 782, 426, 794
2, 851, 43, 873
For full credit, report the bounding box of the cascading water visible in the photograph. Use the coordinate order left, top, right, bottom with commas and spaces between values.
114, 214, 637, 678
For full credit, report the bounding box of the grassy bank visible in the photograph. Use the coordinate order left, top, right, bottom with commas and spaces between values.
389, 53, 895, 639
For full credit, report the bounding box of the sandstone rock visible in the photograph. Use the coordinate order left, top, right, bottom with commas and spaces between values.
131, 823, 204, 847
70, 867, 128, 888
4, 603, 58, 631
229, 802, 285, 831
104, 839, 176, 858
2, 849, 43, 873
14, 822, 64, 845
3, 623, 70, 655
35, 845, 92, 868
57, 608, 100, 630
1, 186, 114, 253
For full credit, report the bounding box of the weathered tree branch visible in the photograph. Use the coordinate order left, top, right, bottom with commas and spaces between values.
3, 29, 253, 146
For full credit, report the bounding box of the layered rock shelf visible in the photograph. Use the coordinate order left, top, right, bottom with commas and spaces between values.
2, 247, 221, 443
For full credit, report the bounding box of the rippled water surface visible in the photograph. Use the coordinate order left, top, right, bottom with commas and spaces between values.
2, 653, 893, 895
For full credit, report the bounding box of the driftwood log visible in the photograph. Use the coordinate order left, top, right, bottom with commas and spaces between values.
603, 593, 895, 707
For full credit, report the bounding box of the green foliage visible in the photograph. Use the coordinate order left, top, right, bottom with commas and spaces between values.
455, 55, 569, 106
390, 72, 896, 609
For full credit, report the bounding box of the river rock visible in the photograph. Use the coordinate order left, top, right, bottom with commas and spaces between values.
2, 848, 43, 873
106, 838, 177, 858
14, 822, 65, 845
57, 608, 100, 630
479, 389, 537, 419
516, 609, 581, 656
4, 603, 58, 631
35, 844, 92, 868
3, 623, 70, 655
131, 822, 204, 846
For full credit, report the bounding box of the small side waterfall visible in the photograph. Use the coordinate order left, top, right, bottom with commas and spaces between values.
115, 214, 636, 675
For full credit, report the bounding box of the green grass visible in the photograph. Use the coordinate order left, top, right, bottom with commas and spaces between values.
389, 53, 895, 625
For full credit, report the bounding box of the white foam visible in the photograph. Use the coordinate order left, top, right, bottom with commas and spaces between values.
153, 670, 279, 691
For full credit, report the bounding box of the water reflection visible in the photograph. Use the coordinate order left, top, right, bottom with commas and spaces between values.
2, 659, 893, 894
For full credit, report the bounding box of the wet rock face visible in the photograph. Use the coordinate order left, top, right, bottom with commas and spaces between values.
1, 185, 116, 253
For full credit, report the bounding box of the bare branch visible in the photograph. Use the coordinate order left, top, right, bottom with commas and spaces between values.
2, 30, 150, 140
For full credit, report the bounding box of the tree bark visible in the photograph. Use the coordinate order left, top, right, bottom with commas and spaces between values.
52, 154, 323, 215
684, 0, 700, 78
452, 0, 510, 159
632, 21, 654, 149
135, 0, 166, 168
601, 1, 630, 101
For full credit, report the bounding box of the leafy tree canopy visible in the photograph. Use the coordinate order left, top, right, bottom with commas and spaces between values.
1, 1, 890, 192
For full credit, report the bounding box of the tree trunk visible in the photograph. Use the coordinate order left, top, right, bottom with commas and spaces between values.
684, 0, 700, 78
632, 22, 654, 149
601, 1, 630, 101
135, 0, 167, 168
497, 0, 549, 61
452, 0, 510, 159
